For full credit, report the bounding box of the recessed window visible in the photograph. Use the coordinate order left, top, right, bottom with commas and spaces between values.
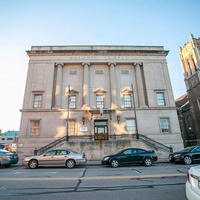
160, 118, 170, 133
126, 118, 136, 133
33, 94, 42, 108
30, 120, 40, 136
123, 94, 132, 108
96, 94, 104, 108
69, 95, 76, 109
156, 92, 166, 106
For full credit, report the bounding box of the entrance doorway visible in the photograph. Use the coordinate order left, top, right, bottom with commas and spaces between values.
94, 120, 108, 140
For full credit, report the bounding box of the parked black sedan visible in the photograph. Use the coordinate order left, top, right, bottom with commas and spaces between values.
169, 145, 200, 165
101, 148, 158, 167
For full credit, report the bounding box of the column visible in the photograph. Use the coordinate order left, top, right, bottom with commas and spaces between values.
108, 62, 117, 108
54, 63, 63, 108
133, 62, 146, 107
82, 62, 90, 108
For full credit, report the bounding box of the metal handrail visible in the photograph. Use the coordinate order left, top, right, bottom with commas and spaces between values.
136, 133, 173, 153
34, 136, 66, 155
34, 133, 173, 155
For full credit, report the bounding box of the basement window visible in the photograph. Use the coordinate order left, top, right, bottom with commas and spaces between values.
160, 118, 170, 133
126, 118, 136, 133
30, 120, 40, 136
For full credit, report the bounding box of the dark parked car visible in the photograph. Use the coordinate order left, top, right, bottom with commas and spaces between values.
169, 145, 200, 165
23, 149, 87, 169
101, 148, 158, 167
0, 149, 19, 166
0, 151, 10, 167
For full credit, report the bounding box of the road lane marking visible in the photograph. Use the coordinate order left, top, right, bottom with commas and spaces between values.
0, 173, 186, 181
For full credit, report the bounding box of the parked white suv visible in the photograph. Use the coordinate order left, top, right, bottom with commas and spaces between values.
186, 165, 200, 200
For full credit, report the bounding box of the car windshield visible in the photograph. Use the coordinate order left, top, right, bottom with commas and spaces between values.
70, 150, 78, 154
181, 146, 195, 152
0, 150, 10, 153
43, 150, 56, 156
117, 149, 127, 155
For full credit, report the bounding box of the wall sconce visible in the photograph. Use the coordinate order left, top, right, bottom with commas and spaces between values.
117, 116, 120, 124
82, 117, 85, 125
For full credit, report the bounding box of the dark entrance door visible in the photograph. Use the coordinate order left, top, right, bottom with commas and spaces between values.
94, 120, 108, 140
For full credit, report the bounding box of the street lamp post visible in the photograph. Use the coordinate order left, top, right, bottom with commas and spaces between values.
131, 84, 139, 139
66, 85, 70, 142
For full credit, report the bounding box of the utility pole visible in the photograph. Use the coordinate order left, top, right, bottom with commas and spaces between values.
66, 85, 70, 141
131, 84, 139, 139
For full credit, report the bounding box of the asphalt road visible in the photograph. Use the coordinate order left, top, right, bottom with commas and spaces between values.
0, 162, 195, 200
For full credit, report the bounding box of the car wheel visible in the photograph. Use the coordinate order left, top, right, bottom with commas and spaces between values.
184, 156, 192, 165
143, 158, 152, 166
66, 159, 75, 168
29, 159, 38, 169
110, 159, 119, 168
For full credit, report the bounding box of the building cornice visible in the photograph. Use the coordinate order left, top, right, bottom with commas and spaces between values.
26, 45, 169, 57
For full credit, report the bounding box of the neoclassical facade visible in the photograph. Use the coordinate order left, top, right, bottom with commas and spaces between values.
18, 45, 183, 160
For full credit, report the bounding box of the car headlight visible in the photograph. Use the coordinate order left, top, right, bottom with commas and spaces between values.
174, 154, 181, 157
103, 157, 110, 161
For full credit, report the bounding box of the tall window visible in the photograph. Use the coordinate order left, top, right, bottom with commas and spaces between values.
123, 94, 132, 108
30, 120, 40, 136
160, 118, 170, 133
69, 95, 76, 109
197, 97, 200, 110
156, 92, 166, 106
187, 59, 193, 75
33, 94, 42, 108
96, 94, 104, 108
126, 118, 136, 133
68, 120, 75, 135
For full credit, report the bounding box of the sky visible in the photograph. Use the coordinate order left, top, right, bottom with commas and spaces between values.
0, 0, 200, 133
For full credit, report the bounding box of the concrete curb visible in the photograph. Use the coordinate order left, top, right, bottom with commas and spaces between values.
15, 158, 169, 167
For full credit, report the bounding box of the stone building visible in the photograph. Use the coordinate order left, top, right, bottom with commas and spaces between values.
18, 45, 183, 160
179, 34, 200, 145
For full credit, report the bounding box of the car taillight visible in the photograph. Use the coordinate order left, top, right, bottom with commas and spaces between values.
6, 155, 12, 158
187, 172, 190, 183
82, 153, 85, 158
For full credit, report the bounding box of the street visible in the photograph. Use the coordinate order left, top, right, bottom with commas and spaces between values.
0, 162, 195, 200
